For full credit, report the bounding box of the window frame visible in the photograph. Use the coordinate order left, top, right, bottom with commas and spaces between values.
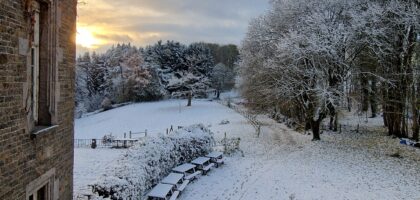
31, 0, 41, 124
29, 0, 58, 134
26, 169, 56, 200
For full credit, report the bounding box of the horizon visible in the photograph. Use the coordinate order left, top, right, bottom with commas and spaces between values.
76, 40, 240, 57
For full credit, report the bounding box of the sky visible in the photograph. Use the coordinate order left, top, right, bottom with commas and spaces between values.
76, 0, 270, 55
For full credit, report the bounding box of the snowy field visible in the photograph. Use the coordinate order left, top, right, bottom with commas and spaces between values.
73, 99, 250, 198
74, 99, 420, 200
75, 99, 246, 139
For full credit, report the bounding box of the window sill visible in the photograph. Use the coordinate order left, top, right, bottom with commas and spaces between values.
30, 125, 59, 139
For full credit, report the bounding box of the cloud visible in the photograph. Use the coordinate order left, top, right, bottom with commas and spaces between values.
76, 0, 270, 54
93, 33, 133, 43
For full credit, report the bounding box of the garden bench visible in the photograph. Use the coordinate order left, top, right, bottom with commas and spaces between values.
172, 163, 202, 181
206, 152, 224, 167
146, 183, 175, 200
192, 157, 214, 175
216, 158, 224, 166
176, 179, 190, 192
169, 191, 180, 200
202, 163, 215, 174
185, 170, 202, 180
161, 173, 184, 186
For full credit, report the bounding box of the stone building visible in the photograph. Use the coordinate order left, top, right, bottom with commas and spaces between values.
0, 0, 77, 199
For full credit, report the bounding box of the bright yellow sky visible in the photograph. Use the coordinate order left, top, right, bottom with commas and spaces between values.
76, 26, 102, 49
76, 0, 269, 55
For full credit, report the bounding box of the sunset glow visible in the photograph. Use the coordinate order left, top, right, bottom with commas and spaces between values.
76, 0, 269, 54
76, 26, 101, 49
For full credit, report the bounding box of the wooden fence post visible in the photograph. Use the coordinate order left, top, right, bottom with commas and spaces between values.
224, 132, 227, 153
257, 125, 261, 138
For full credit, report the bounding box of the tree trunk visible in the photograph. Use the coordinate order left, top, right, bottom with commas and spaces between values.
361, 75, 369, 113
187, 91, 192, 106
415, 114, 420, 141
412, 84, 419, 141
327, 112, 339, 132
370, 78, 378, 118
329, 116, 334, 130
305, 121, 311, 131
333, 113, 338, 132
311, 120, 321, 141
383, 71, 405, 137
384, 26, 416, 138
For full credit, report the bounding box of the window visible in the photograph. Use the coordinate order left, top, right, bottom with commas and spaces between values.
31, 0, 51, 129
26, 169, 55, 200
28, 183, 50, 200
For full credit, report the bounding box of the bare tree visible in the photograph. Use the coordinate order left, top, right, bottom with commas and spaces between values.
240, 0, 361, 140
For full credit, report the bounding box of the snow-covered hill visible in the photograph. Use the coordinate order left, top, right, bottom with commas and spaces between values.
75, 99, 247, 139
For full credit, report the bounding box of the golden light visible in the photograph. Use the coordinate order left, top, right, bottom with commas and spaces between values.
76, 26, 101, 49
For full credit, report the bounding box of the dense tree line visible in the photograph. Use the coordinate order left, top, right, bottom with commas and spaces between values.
75, 41, 238, 117
239, 0, 420, 141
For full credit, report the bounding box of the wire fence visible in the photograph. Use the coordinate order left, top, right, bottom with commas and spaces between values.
218, 100, 263, 137
319, 123, 372, 134
74, 138, 140, 149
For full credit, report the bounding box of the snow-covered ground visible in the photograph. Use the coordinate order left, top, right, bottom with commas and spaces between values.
180, 111, 420, 200
75, 99, 247, 139
73, 99, 250, 198
73, 148, 127, 198
74, 99, 420, 200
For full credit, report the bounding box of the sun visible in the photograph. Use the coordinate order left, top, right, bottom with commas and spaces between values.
76, 27, 100, 49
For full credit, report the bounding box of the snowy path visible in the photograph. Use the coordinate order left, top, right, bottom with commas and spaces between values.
180, 108, 420, 200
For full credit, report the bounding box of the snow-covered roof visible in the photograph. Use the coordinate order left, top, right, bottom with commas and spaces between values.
206, 152, 223, 158
191, 157, 210, 165
147, 183, 173, 198
172, 163, 196, 173
161, 173, 184, 185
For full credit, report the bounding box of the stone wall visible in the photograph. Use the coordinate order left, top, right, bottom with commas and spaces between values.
0, 0, 77, 199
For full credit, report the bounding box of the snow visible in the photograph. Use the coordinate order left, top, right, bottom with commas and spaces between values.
73, 148, 127, 199
74, 99, 420, 200
147, 183, 173, 198
206, 151, 223, 158
75, 99, 246, 139
179, 110, 420, 200
161, 173, 184, 185
191, 157, 210, 165
89, 124, 214, 199
172, 163, 196, 173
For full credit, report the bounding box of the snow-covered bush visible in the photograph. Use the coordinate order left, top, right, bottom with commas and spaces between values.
219, 137, 241, 155
90, 124, 214, 199
101, 97, 112, 111
86, 93, 106, 113
219, 120, 230, 125
102, 134, 115, 145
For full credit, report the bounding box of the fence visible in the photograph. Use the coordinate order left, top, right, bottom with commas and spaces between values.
219, 101, 263, 137
125, 130, 148, 139
74, 129, 149, 149
75, 121, 244, 151
74, 138, 139, 149
214, 132, 242, 155
319, 123, 371, 134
